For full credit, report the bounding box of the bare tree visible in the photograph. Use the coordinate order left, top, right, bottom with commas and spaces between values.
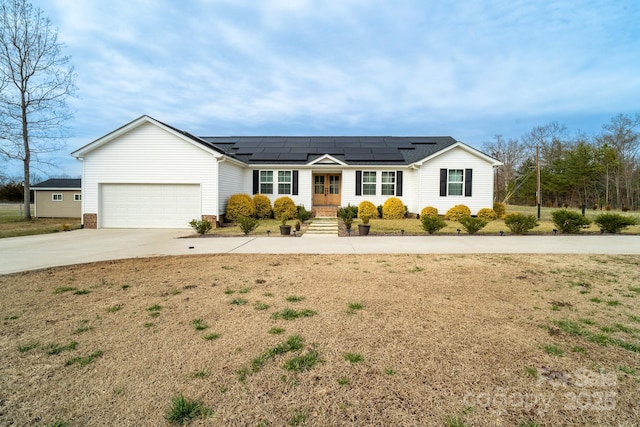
0, 0, 76, 219
482, 134, 527, 203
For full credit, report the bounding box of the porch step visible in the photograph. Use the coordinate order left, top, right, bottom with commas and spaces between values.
303, 218, 339, 236
313, 206, 338, 218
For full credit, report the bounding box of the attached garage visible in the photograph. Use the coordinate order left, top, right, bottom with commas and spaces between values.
100, 184, 201, 228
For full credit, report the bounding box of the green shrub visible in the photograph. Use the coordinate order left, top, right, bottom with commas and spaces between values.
594, 213, 637, 233
253, 194, 272, 219
458, 216, 488, 234
493, 202, 507, 218
421, 215, 447, 234
552, 209, 592, 234
382, 197, 406, 219
420, 206, 439, 217
504, 213, 538, 234
358, 201, 379, 219
338, 204, 358, 220
238, 216, 259, 235
273, 196, 297, 221
296, 205, 312, 222
477, 208, 497, 220
444, 204, 471, 221
226, 194, 255, 222
189, 219, 212, 235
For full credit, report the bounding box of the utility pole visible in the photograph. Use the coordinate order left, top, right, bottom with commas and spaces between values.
536, 145, 541, 219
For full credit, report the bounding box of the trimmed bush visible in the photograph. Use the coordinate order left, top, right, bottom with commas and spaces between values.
458, 216, 488, 235
226, 194, 255, 222
338, 204, 358, 220
382, 197, 406, 219
493, 202, 507, 218
594, 213, 637, 233
477, 208, 497, 221
238, 216, 260, 235
297, 205, 312, 222
421, 215, 446, 234
552, 209, 591, 234
444, 204, 471, 221
273, 196, 297, 221
504, 213, 538, 234
189, 219, 212, 235
253, 194, 272, 219
420, 206, 439, 218
358, 201, 379, 220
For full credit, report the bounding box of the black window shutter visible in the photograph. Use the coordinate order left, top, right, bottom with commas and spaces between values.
292, 170, 299, 195
396, 171, 403, 196
252, 170, 259, 194
439, 169, 447, 196
465, 169, 473, 197
355, 171, 362, 196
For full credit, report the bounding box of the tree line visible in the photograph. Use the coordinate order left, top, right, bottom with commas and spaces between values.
483, 113, 640, 211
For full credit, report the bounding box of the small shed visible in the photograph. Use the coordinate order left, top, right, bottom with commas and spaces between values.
32, 178, 82, 218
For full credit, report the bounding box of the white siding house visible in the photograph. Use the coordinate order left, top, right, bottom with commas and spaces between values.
72, 115, 501, 228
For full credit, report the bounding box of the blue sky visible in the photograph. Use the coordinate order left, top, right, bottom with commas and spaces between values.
7, 0, 640, 179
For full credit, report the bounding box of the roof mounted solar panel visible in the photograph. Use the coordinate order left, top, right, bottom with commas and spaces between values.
408, 137, 436, 144
250, 152, 281, 161
278, 153, 308, 161
345, 153, 375, 161
373, 151, 405, 161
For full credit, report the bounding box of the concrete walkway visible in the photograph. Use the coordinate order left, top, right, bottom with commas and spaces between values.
0, 229, 638, 275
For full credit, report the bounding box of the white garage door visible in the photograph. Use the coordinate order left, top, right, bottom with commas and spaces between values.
101, 184, 201, 228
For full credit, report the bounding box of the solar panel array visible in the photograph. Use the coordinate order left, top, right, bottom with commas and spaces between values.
199, 136, 441, 162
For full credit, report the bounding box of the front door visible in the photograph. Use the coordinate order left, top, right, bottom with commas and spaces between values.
313, 174, 341, 206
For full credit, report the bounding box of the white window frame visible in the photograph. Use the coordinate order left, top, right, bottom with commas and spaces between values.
52, 193, 63, 202
260, 171, 273, 194
362, 171, 376, 196
278, 170, 292, 195
448, 169, 464, 196
381, 171, 396, 196
74, 193, 82, 201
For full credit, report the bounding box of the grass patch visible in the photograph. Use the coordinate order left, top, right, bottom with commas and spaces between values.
607, 300, 621, 306
445, 415, 469, 427
18, 342, 39, 353
618, 365, 637, 376
230, 298, 248, 306
53, 286, 77, 294
65, 350, 103, 367
203, 333, 221, 341
271, 308, 317, 320
628, 286, 640, 294
73, 289, 91, 295
590, 297, 602, 303
147, 304, 162, 312
190, 370, 210, 379
107, 304, 123, 313
524, 366, 538, 378
249, 335, 305, 375
283, 346, 322, 372
238, 287, 252, 294
344, 352, 364, 363
269, 327, 285, 335
289, 410, 307, 426
542, 344, 563, 357
46, 341, 78, 355
192, 318, 209, 331
572, 346, 587, 354
385, 368, 395, 375
347, 302, 364, 311
551, 319, 585, 336
143, 322, 155, 328
285, 295, 305, 302
254, 301, 270, 311
165, 394, 211, 424
337, 376, 350, 385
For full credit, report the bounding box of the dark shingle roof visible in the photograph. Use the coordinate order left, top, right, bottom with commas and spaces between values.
32, 178, 81, 189
199, 136, 458, 165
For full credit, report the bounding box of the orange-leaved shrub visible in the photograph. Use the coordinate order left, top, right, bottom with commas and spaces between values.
444, 204, 471, 221
226, 194, 255, 222
358, 200, 379, 220
477, 208, 497, 220
273, 196, 297, 221
420, 206, 439, 217
382, 197, 406, 219
253, 194, 272, 219
493, 202, 506, 218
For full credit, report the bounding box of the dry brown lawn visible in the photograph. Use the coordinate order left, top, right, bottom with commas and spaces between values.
1, 254, 639, 427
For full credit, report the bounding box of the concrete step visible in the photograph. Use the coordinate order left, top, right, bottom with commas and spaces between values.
304, 218, 339, 236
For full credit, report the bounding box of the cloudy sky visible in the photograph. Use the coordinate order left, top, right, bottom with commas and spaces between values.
7, 0, 640, 178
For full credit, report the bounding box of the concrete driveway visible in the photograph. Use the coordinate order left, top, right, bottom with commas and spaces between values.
0, 229, 639, 275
